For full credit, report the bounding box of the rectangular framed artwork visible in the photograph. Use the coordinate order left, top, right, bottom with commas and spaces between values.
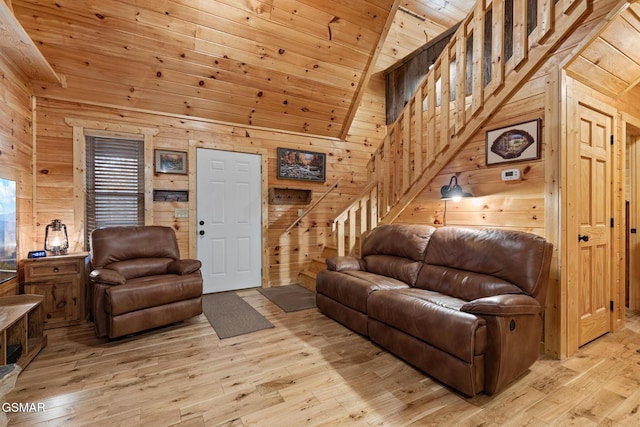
485, 118, 541, 166
155, 149, 188, 174
277, 148, 326, 182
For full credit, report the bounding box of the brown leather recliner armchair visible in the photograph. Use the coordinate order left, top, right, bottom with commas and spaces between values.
89, 226, 203, 339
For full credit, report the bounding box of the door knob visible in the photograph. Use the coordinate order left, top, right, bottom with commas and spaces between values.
578, 234, 589, 242
199, 230, 205, 236
199, 220, 205, 225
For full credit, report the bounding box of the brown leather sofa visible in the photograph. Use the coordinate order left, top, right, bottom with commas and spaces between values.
89, 226, 203, 339
316, 224, 553, 396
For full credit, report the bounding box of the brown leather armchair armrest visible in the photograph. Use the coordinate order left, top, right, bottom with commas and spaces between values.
460, 294, 541, 316
167, 259, 202, 275
90, 268, 126, 286
326, 256, 366, 272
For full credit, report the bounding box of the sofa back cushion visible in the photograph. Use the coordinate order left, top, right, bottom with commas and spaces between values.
91, 226, 181, 274
419, 227, 552, 300
362, 224, 435, 285
416, 265, 523, 301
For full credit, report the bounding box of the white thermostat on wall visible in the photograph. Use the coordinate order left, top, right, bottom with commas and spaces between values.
501, 168, 520, 181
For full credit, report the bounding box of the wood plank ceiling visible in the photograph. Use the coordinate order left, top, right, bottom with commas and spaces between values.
11, 0, 472, 139
565, 1, 640, 100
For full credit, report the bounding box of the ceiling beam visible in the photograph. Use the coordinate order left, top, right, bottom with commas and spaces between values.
339, 0, 401, 140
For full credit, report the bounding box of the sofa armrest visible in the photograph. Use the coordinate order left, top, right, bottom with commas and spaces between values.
462, 294, 543, 395
168, 259, 202, 275
326, 256, 365, 272
89, 268, 126, 286
460, 294, 541, 316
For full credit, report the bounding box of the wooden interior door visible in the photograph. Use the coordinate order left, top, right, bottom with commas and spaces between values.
627, 128, 640, 309
569, 98, 614, 347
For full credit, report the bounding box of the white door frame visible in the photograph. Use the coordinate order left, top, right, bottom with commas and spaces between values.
188, 140, 269, 288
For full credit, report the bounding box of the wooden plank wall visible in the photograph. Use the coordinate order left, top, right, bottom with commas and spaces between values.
394, 0, 625, 233
394, 64, 549, 235
31, 81, 384, 286
0, 54, 34, 295
393, 74, 547, 235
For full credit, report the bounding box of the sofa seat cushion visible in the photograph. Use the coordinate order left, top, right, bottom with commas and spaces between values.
367, 288, 487, 363
105, 272, 203, 316
316, 269, 410, 313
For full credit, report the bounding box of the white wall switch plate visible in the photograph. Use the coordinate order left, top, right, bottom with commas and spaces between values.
175, 208, 189, 218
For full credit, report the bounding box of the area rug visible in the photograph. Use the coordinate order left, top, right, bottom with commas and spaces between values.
202, 291, 274, 339
258, 284, 316, 312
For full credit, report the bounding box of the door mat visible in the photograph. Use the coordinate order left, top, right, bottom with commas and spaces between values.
258, 284, 316, 312
202, 291, 274, 339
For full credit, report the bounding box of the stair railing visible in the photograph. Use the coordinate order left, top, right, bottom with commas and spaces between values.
331, 0, 590, 256
332, 181, 378, 256
285, 178, 342, 233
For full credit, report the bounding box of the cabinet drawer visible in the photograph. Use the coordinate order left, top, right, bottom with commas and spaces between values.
25, 260, 80, 280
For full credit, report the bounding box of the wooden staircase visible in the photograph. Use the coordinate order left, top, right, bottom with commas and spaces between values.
334, 0, 591, 253
298, 235, 363, 291
300, 0, 592, 290
298, 245, 336, 291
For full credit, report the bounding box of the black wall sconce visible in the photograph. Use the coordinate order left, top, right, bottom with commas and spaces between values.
440, 176, 473, 225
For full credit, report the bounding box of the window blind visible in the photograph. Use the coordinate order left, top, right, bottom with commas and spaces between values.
85, 136, 144, 241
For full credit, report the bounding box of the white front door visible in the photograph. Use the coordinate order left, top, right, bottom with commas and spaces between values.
196, 148, 262, 293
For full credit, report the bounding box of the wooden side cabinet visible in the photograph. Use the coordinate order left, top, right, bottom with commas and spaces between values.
0, 295, 47, 369
20, 253, 90, 329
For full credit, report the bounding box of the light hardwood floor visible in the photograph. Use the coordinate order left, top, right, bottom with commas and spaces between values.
5, 290, 640, 426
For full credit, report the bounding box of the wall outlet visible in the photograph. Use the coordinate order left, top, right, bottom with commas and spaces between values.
297, 209, 304, 217
175, 208, 189, 218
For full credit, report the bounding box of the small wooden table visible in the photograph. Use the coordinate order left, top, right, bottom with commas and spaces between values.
21, 253, 90, 329
0, 295, 47, 370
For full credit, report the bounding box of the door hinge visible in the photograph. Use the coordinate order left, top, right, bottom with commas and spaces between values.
610, 300, 614, 311
611, 135, 614, 145
611, 218, 614, 228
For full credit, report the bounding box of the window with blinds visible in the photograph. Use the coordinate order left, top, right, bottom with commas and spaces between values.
85, 136, 144, 243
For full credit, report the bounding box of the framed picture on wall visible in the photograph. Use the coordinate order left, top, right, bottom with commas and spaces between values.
277, 147, 326, 182
486, 119, 541, 166
155, 149, 187, 174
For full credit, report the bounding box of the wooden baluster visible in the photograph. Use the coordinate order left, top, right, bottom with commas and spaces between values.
370, 185, 378, 230
538, 0, 553, 42
348, 206, 357, 256
414, 85, 424, 181
336, 219, 345, 257
382, 133, 391, 215
487, 0, 505, 97
393, 121, 401, 203
455, 31, 466, 133
440, 49, 451, 154
427, 70, 436, 166
513, 0, 528, 67
402, 108, 411, 194
359, 196, 368, 254
471, 2, 485, 116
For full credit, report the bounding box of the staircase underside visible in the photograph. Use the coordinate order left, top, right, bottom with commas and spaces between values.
300, 0, 594, 288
